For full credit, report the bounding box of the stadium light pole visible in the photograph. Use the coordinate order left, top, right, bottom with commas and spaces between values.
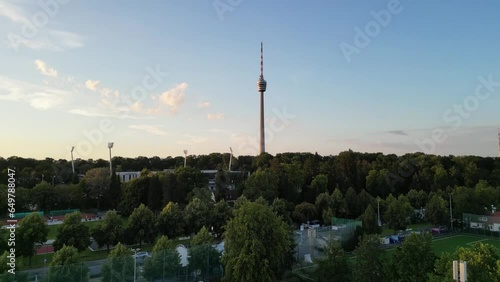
228, 147, 233, 172
70, 146, 75, 174
183, 150, 188, 168
108, 142, 114, 176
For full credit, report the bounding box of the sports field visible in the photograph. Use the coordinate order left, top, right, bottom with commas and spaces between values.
432, 234, 500, 255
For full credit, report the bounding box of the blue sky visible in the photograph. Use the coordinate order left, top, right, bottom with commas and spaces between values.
1, 0, 500, 160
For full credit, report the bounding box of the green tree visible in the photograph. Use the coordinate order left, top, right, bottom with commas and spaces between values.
432, 243, 500, 282
425, 194, 449, 226
271, 198, 293, 224
46, 245, 89, 282
315, 192, 332, 224
292, 202, 316, 224
389, 233, 435, 281
128, 204, 156, 247
211, 200, 231, 238
17, 212, 49, 266
31, 182, 57, 214
353, 235, 385, 282
84, 167, 111, 211
184, 197, 213, 235
91, 210, 123, 252
156, 202, 184, 239
189, 227, 221, 279
53, 212, 90, 252
384, 196, 413, 232
222, 201, 294, 282
143, 236, 181, 280
242, 168, 279, 202
360, 205, 381, 235
315, 240, 351, 282
101, 243, 134, 282
331, 188, 347, 218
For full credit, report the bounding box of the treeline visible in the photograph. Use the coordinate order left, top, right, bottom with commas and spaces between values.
1, 151, 500, 234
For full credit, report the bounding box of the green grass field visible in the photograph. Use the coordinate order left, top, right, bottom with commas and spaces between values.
432, 234, 500, 255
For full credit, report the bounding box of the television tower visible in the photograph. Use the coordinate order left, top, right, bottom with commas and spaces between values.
257, 42, 267, 154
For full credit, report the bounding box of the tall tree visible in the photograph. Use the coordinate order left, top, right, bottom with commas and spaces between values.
242, 168, 279, 202
83, 167, 111, 211
353, 235, 385, 282
389, 233, 435, 282
53, 212, 90, 252
17, 212, 49, 266
127, 204, 156, 247
46, 245, 89, 282
384, 195, 413, 232
425, 194, 449, 226
156, 202, 184, 239
91, 210, 124, 252
315, 240, 351, 282
222, 201, 294, 282
189, 227, 221, 279
184, 197, 213, 235
143, 235, 181, 280
360, 205, 382, 235
101, 243, 135, 282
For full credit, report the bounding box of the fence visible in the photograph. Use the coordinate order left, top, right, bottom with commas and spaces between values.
463, 213, 500, 238
330, 217, 363, 242
13, 211, 44, 219
49, 209, 80, 217
295, 219, 362, 264
13, 243, 223, 282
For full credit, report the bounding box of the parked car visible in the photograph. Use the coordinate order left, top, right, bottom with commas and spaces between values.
132, 251, 151, 264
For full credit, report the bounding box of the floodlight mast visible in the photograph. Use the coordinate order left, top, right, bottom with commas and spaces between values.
108, 142, 114, 176
70, 146, 75, 174
183, 150, 188, 168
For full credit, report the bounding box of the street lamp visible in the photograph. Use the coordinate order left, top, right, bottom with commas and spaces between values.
41, 174, 44, 182
131, 248, 140, 282
183, 150, 188, 168
108, 142, 114, 176
228, 147, 233, 172
52, 175, 55, 186
70, 146, 75, 174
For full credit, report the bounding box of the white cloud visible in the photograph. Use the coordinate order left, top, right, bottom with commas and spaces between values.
198, 101, 210, 108
129, 125, 168, 136
0, 2, 84, 51
177, 135, 208, 145
85, 80, 100, 91
34, 60, 58, 77
207, 113, 224, 120
157, 83, 188, 114
0, 75, 69, 110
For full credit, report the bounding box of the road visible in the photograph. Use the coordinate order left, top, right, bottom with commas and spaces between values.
20, 258, 107, 281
